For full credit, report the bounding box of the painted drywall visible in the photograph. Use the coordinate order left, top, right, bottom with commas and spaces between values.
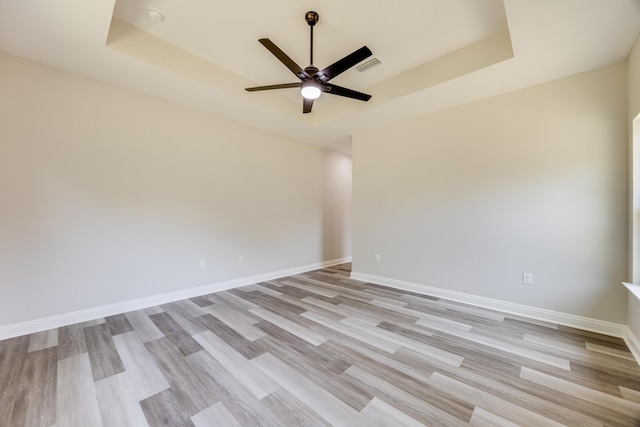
628, 35, 640, 339
631, 36, 640, 125
352, 62, 628, 324
0, 52, 351, 328
321, 152, 353, 259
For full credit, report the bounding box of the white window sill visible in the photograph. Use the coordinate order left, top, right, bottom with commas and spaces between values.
623, 282, 640, 302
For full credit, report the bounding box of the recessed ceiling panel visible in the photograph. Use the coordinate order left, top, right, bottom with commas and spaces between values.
113, 0, 508, 90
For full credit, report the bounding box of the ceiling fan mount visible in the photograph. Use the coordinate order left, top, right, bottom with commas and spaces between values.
245, 11, 373, 114
305, 11, 319, 27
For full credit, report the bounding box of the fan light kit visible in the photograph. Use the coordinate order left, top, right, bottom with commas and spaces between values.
301, 82, 322, 100
245, 11, 373, 113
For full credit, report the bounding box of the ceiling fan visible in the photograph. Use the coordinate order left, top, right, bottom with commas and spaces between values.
245, 11, 373, 114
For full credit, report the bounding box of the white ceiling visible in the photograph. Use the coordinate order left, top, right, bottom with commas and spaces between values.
1, 0, 639, 154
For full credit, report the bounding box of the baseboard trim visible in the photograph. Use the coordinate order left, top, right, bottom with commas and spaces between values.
0, 257, 351, 340
623, 326, 640, 363
350, 271, 628, 339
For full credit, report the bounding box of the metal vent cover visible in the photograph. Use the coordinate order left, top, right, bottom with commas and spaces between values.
356, 58, 381, 72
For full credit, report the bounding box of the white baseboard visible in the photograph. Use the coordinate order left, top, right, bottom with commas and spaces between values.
350, 271, 628, 339
0, 257, 351, 341
624, 326, 640, 363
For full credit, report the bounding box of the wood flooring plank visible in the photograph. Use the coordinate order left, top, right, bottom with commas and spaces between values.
360, 396, 425, 427
76, 318, 106, 328
503, 315, 559, 331
445, 328, 572, 371
377, 320, 438, 344
258, 335, 373, 411
191, 402, 241, 427
395, 346, 606, 427
189, 296, 215, 308
196, 314, 265, 360
260, 388, 331, 427
104, 314, 134, 336
524, 333, 625, 364
566, 360, 640, 397
469, 407, 521, 427
250, 307, 327, 346
620, 386, 640, 403
274, 293, 346, 322
262, 283, 315, 301
252, 352, 364, 427
140, 388, 195, 427
149, 312, 203, 356
125, 310, 164, 343
215, 290, 259, 311
27, 329, 58, 353
0, 335, 30, 426
321, 335, 440, 391
341, 316, 465, 367
174, 299, 209, 318
429, 371, 566, 427
492, 363, 634, 426
144, 338, 218, 415
95, 372, 149, 427
160, 303, 208, 336
192, 330, 279, 399
112, 331, 170, 400
57, 324, 87, 360
301, 296, 379, 325
343, 365, 469, 427
201, 304, 266, 341
186, 350, 282, 427
431, 299, 506, 322
520, 367, 640, 419
372, 299, 473, 334
248, 283, 283, 297
586, 342, 636, 361
143, 306, 165, 316
280, 280, 340, 298
56, 353, 103, 427
334, 296, 421, 324
248, 294, 309, 320
302, 310, 399, 353
9, 347, 57, 427
257, 321, 352, 376
84, 323, 125, 381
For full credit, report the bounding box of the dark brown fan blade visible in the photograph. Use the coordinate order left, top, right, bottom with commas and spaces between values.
324, 83, 371, 101
303, 97, 314, 114
245, 83, 301, 92
259, 39, 309, 80
314, 46, 372, 83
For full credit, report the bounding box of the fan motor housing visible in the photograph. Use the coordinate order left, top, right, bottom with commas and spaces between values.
304, 66, 319, 77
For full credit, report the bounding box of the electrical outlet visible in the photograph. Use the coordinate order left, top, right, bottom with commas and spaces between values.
374, 253, 381, 263
199, 260, 205, 269
522, 272, 533, 285
238, 256, 244, 264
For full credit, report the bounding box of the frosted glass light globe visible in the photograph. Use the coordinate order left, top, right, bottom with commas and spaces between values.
301, 85, 321, 100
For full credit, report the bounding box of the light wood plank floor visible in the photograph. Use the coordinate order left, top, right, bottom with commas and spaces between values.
2, 264, 640, 426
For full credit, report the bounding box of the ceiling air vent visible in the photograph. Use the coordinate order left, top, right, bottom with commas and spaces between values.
356, 58, 381, 72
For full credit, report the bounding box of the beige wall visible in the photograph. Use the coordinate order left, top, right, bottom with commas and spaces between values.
353, 62, 628, 323
0, 53, 351, 327
628, 35, 640, 336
